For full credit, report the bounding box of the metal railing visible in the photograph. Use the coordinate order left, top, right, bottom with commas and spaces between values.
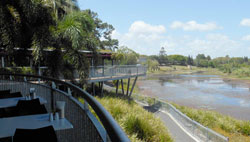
0, 73, 130, 142
132, 94, 229, 142
89, 65, 147, 79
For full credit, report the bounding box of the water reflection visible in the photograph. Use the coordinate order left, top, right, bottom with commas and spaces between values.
156, 74, 250, 108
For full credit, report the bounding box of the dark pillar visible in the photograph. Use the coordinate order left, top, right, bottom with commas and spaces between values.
116, 80, 119, 95
92, 83, 95, 96
126, 78, 130, 96
129, 77, 138, 97
102, 58, 104, 76
121, 79, 124, 95
101, 82, 104, 96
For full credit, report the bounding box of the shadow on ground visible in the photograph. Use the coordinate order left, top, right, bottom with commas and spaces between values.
143, 101, 162, 113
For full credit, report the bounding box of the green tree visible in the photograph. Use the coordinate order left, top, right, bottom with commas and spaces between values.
112, 46, 139, 65
48, 11, 96, 81
84, 10, 118, 51
0, 0, 54, 54
1, 0, 118, 83
147, 59, 159, 71
196, 54, 206, 60
186, 55, 194, 65
158, 47, 168, 65
168, 55, 187, 65
195, 54, 210, 67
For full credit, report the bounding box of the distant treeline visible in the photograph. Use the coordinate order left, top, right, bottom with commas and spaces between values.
144, 54, 250, 77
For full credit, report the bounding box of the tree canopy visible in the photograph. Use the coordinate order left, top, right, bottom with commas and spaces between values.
112, 46, 139, 65
0, 0, 119, 83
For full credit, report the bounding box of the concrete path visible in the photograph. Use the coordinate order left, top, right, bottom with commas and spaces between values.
142, 104, 197, 142
103, 84, 197, 142
155, 111, 197, 142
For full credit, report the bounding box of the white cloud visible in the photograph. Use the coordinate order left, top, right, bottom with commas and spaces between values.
170, 21, 222, 31
206, 34, 228, 41
112, 21, 250, 57
186, 34, 242, 57
240, 18, 250, 27
242, 35, 250, 41
129, 21, 166, 34
112, 21, 167, 54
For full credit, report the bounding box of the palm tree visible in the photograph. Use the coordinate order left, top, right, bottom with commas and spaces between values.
53, 11, 97, 82
42, 0, 79, 20
0, 0, 54, 63
0, 0, 117, 83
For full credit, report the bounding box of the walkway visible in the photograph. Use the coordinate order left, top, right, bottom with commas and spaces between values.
140, 103, 197, 142
103, 84, 197, 142
88, 65, 147, 83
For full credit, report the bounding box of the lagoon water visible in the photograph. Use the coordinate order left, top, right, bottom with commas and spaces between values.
138, 74, 250, 120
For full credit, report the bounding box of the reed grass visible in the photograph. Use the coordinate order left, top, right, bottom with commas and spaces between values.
172, 103, 250, 141
93, 95, 173, 142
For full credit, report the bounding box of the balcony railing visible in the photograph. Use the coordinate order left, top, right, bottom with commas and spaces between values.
0, 73, 130, 142
89, 65, 147, 81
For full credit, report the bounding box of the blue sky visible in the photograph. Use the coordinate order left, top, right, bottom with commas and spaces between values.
79, 0, 250, 58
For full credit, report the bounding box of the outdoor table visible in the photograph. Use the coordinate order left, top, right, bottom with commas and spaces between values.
0, 113, 73, 138
0, 97, 47, 108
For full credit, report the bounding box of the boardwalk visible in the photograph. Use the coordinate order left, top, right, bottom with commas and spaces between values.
88, 65, 147, 83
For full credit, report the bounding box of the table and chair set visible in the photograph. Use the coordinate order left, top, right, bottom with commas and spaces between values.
0, 88, 73, 142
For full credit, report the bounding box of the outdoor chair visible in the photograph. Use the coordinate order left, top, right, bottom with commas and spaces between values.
16, 98, 41, 108
0, 99, 47, 118
13, 126, 58, 142
0, 90, 10, 98
0, 137, 12, 142
16, 99, 47, 116
0, 92, 22, 99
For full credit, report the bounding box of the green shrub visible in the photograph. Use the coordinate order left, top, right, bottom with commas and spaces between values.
95, 96, 173, 142
233, 67, 250, 77
0, 67, 35, 74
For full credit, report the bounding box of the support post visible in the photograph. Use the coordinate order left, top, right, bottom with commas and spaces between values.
29, 58, 33, 68
129, 77, 138, 97
24, 77, 27, 82
121, 79, 124, 95
67, 87, 72, 96
137, 66, 138, 75
84, 101, 89, 111
38, 66, 41, 83
115, 80, 119, 95
126, 78, 130, 96
51, 82, 56, 111
102, 58, 104, 76
101, 82, 104, 96
1, 57, 4, 68
91, 58, 94, 66
92, 83, 95, 96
